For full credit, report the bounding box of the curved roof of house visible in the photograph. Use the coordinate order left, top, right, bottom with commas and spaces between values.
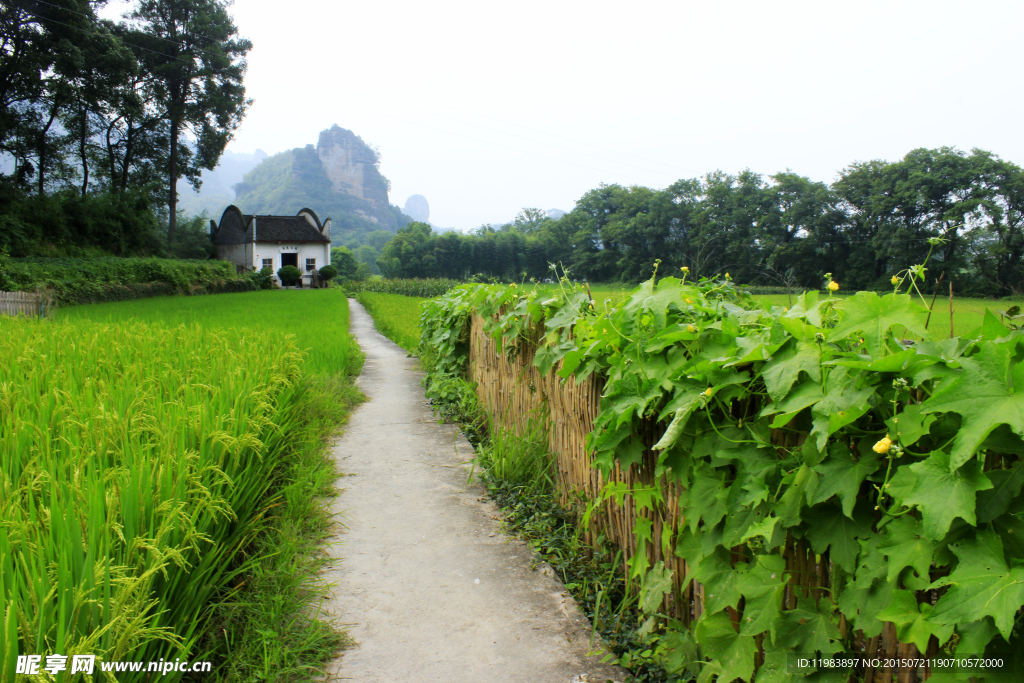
245, 216, 330, 243
212, 206, 330, 244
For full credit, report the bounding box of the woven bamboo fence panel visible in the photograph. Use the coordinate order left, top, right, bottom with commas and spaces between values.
0, 291, 50, 318
468, 312, 931, 683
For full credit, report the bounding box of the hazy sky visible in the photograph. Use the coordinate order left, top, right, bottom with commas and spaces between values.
105, 0, 1024, 230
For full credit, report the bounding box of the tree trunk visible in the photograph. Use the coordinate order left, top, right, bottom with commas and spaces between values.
168, 116, 178, 242
79, 100, 89, 196
105, 117, 118, 189
120, 120, 133, 193
37, 103, 59, 195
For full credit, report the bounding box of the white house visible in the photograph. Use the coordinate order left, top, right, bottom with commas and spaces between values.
211, 206, 332, 287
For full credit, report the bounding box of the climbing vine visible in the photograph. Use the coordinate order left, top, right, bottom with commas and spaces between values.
421, 264, 1024, 682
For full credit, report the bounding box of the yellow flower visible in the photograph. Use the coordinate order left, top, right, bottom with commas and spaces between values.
891, 275, 899, 286
704, 387, 714, 397
510, 283, 517, 288
685, 298, 693, 304
828, 281, 840, 292
687, 324, 696, 333
681, 266, 689, 273
873, 435, 893, 454
725, 272, 731, 279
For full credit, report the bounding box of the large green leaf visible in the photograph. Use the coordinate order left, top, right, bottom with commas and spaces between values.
805, 501, 874, 571
763, 380, 824, 429
876, 589, 954, 652
809, 382, 875, 450
878, 516, 933, 590
639, 561, 674, 615
775, 597, 843, 654
762, 338, 822, 403
684, 463, 730, 532
829, 292, 930, 359
694, 611, 757, 683
884, 404, 937, 447
736, 554, 787, 640
776, 464, 819, 527
898, 450, 993, 539
977, 460, 1024, 524
811, 443, 881, 518
837, 537, 895, 637
690, 546, 743, 615
929, 530, 1024, 641
923, 339, 1024, 470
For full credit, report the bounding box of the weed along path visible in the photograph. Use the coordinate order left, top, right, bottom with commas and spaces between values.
321, 300, 625, 683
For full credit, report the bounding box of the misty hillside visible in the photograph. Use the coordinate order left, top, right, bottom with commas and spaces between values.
231, 126, 412, 248
177, 149, 268, 218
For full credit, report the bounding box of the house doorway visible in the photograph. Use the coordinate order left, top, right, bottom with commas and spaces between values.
281, 253, 298, 268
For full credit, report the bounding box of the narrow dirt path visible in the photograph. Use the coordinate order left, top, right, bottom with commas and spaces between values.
321, 300, 625, 683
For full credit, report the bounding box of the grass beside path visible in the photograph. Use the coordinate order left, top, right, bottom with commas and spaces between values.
355, 291, 424, 353
55, 289, 364, 681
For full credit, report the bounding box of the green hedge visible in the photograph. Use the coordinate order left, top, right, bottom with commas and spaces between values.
421, 273, 1024, 682
0, 257, 256, 305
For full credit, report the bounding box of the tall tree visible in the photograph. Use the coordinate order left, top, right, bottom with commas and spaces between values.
0, 0, 96, 190
127, 0, 251, 241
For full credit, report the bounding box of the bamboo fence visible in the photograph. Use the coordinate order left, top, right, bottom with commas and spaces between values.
0, 291, 51, 318
468, 313, 932, 683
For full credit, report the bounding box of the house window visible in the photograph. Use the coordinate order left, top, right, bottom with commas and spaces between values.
262, 258, 273, 270
306, 258, 316, 272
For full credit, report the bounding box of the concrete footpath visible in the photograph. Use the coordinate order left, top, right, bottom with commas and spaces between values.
320, 300, 625, 683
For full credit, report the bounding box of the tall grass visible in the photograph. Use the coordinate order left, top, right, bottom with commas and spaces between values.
477, 415, 555, 494
354, 291, 423, 353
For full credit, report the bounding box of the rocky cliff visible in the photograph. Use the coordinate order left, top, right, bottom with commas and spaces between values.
317, 125, 392, 219
233, 126, 411, 243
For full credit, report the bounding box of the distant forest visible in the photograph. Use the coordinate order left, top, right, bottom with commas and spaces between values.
379, 147, 1024, 297
0, 0, 250, 258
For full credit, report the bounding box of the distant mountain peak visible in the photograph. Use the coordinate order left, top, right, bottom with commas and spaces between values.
403, 194, 429, 223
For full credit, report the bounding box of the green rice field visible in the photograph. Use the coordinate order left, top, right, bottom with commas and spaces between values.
3, 289, 361, 680
354, 291, 424, 353
58, 288, 361, 376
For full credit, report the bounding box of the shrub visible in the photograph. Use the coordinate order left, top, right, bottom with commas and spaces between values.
278, 265, 302, 286
0, 256, 250, 304
318, 264, 339, 281
247, 266, 275, 290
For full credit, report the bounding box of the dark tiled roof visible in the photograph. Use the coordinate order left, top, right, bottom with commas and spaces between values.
246, 216, 330, 243
212, 209, 254, 245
